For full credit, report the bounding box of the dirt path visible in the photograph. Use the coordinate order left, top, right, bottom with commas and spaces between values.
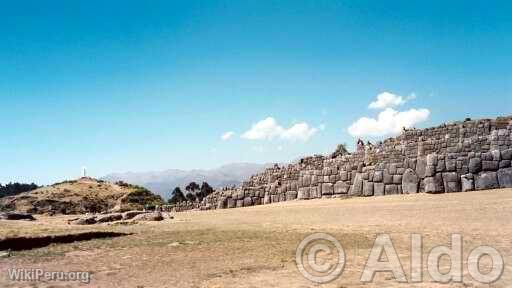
1, 189, 511, 287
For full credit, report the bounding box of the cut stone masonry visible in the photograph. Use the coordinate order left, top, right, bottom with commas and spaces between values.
174, 116, 512, 212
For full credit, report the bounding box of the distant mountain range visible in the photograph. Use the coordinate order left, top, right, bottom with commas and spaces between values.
101, 163, 274, 199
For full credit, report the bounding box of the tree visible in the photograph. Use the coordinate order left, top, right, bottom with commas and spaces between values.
168, 187, 186, 204
332, 143, 349, 158
185, 182, 200, 194
185, 192, 196, 202
197, 182, 214, 201
0, 182, 39, 198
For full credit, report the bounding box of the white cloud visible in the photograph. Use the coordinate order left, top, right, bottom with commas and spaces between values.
241, 117, 318, 142
241, 117, 284, 140
281, 122, 318, 142
368, 92, 415, 109
348, 108, 430, 137
221, 131, 235, 141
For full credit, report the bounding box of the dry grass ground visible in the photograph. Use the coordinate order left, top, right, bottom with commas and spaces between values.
1, 189, 511, 287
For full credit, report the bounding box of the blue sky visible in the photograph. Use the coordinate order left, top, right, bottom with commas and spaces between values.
1, 1, 511, 185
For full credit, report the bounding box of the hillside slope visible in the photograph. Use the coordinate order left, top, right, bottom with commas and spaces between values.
0, 178, 164, 215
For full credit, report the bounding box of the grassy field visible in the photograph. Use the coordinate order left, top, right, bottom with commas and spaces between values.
1, 189, 511, 287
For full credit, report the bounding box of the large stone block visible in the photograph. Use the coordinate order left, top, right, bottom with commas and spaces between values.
424, 174, 444, 193
427, 153, 438, 166
350, 173, 364, 196
363, 181, 374, 196
286, 191, 298, 201
242, 197, 252, 207
385, 184, 399, 195
442, 172, 461, 192
227, 198, 236, 208
374, 183, 385, 196
491, 150, 501, 161
217, 197, 227, 209
436, 160, 446, 172
373, 171, 383, 182
263, 194, 271, 204
482, 161, 499, 171
497, 168, 512, 188
388, 163, 397, 175
334, 181, 349, 194
502, 149, 512, 160
310, 187, 321, 198
402, 168, 419, 194
475, 172, 499, 190
469, 158, 482, 173
415, 157, 427, 178
383, 172, 394, 184
298, 187, 310, 200
461, 174, 474, 192
500, 160, 511, 168
322, 183, 334, 195
393, 175, 402, 184
445, 160, 456, 172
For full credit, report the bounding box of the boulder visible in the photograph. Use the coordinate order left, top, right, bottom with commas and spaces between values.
96, 213, 123, 223
402, 169, 419, 194
0, 212, 36, 221
132, 212, 164, 222
475, 172, 499, 190
69, 216, 97, 225
497, 168, 512, 188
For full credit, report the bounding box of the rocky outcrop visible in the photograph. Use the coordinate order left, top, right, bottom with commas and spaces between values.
0, 212, 36, 221
0, 178, 164, 215
172, 116, 512, 212
68, 211, 165, 225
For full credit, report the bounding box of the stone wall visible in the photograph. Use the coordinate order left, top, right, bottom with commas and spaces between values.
173, 116, 512, 212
